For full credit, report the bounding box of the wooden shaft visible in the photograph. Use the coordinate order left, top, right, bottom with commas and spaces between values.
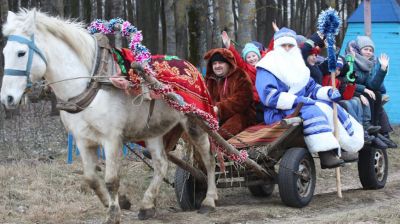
331, 71, 343, 198
130, 62, 270, 180
167, 152, 208, 184
189, 114, 270, 180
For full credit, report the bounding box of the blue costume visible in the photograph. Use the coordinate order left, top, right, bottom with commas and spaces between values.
256, 28, 364, 154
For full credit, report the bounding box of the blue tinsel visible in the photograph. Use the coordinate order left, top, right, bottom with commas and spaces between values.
317, 7, 342, 72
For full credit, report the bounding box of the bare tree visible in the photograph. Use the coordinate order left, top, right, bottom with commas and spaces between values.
174, 0, 191, 58
162, 0, 176, 55
211, 0, 221, 48
218, 0, 235, 41
136, 0, 161, 53
237, 0, 256, 44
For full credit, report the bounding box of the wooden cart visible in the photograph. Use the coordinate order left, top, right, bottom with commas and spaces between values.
130, 62, 388, 211
173, 118, 389, 210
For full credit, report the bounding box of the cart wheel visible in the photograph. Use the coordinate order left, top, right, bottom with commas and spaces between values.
248, 183, 275, 197
358, 146, 388, 189
278, 147, 316, 208
174, 165, 207, 211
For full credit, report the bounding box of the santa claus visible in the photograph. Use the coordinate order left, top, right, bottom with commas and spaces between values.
256, 27, 364, 169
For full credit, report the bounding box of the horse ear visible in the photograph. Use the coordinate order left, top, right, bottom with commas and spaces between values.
7, 11, 16, 22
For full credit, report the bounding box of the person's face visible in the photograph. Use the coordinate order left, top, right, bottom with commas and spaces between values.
307, 54, 317, 66
360, 46, 374, 59
245, 52, 260, 67
335, 67, 341, 77
212, 61, 230, 77
280, 43, 295, 52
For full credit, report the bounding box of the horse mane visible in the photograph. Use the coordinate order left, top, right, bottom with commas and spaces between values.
2, 8, 94, 70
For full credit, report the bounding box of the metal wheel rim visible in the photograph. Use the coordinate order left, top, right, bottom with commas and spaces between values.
374, 149, 386, 182
296, 158, 313, 198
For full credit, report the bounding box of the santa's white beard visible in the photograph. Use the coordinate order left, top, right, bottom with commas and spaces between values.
272, 46, 310, 94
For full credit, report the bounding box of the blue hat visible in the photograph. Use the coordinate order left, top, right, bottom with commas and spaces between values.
273, 27, 297, 47
241, 43, 261, 60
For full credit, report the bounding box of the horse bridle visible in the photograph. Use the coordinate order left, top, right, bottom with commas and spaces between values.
4, 34, 48, 88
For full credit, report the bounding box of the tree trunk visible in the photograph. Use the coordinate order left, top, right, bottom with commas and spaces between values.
309, 0, 316, 35
96, 0, 103, 18
238, 0, 256, 45
174, 0, 190, 58
136, 0, 161, 54
282, 0, 288, 27
111, 0, 125, 48
126, 0, 135, 24
256, 0, 266, 43
163, 0, 176, 55
211, 0, 221, 48
218, 0, 235, 41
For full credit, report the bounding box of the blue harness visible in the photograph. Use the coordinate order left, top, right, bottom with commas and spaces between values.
4, 34, 48, 87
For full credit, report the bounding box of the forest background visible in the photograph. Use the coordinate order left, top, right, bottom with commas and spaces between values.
0, 0, 364, 72
0, 0, 364, 154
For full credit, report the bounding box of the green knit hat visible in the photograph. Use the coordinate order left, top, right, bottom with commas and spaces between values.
241, 43, 261, 60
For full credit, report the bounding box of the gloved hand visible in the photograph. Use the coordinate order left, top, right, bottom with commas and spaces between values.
294, 96, 316, 106
328, 88, 342, 102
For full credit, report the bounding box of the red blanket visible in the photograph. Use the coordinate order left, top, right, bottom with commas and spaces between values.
117, 50, 218, 129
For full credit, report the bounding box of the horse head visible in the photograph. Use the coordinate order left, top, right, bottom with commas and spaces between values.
1, 9, 48, 109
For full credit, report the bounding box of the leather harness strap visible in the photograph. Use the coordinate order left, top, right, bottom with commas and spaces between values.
56, 34, 112, 113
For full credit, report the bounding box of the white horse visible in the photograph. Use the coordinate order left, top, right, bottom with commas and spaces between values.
1, 9, 217, 223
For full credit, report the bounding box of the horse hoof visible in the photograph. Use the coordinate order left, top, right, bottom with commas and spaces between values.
138, 208, 156, 220
104, 205, 121, 224
197, 205, 215, 214
119, 195, 131, 210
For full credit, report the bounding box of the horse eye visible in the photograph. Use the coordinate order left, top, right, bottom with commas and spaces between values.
17, 51, 26, 57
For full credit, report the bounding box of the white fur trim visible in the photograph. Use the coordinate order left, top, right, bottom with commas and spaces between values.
274, 36, 297, 48
256, 48, 310, 95
316, 86, 332, 101
276, 92, 297, 110
304, 132, 340, 153
314, 102, 364, 153
338, 115, 364, 153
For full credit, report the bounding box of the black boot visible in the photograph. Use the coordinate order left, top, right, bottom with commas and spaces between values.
341, 151, 358, 163
366, 125, 381, 135
377, 133, 397, 148
371, 136, 388, 149
364, 131, 375, 145
318, 150, 344, 169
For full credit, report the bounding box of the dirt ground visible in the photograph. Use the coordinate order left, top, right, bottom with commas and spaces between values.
1, 129, 400, 224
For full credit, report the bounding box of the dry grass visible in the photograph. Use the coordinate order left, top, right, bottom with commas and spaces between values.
1, 127, 400, 223
0, 156, 178, 224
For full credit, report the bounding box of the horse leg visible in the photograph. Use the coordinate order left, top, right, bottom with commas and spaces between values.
139, 137, 168, 220
103, 139, 123, 224
185, 123, 217, 214
76, 140, 109, 207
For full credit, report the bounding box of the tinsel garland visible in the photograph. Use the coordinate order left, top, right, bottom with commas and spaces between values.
87, 18, 151, 63
211, 139, 249, 168
88, 18, 220, 154
317, 7, 342, 73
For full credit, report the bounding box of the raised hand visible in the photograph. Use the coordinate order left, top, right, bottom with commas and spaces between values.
272, 21, 279, 32
221, 31, 231, 48
379, 53, 390, 71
